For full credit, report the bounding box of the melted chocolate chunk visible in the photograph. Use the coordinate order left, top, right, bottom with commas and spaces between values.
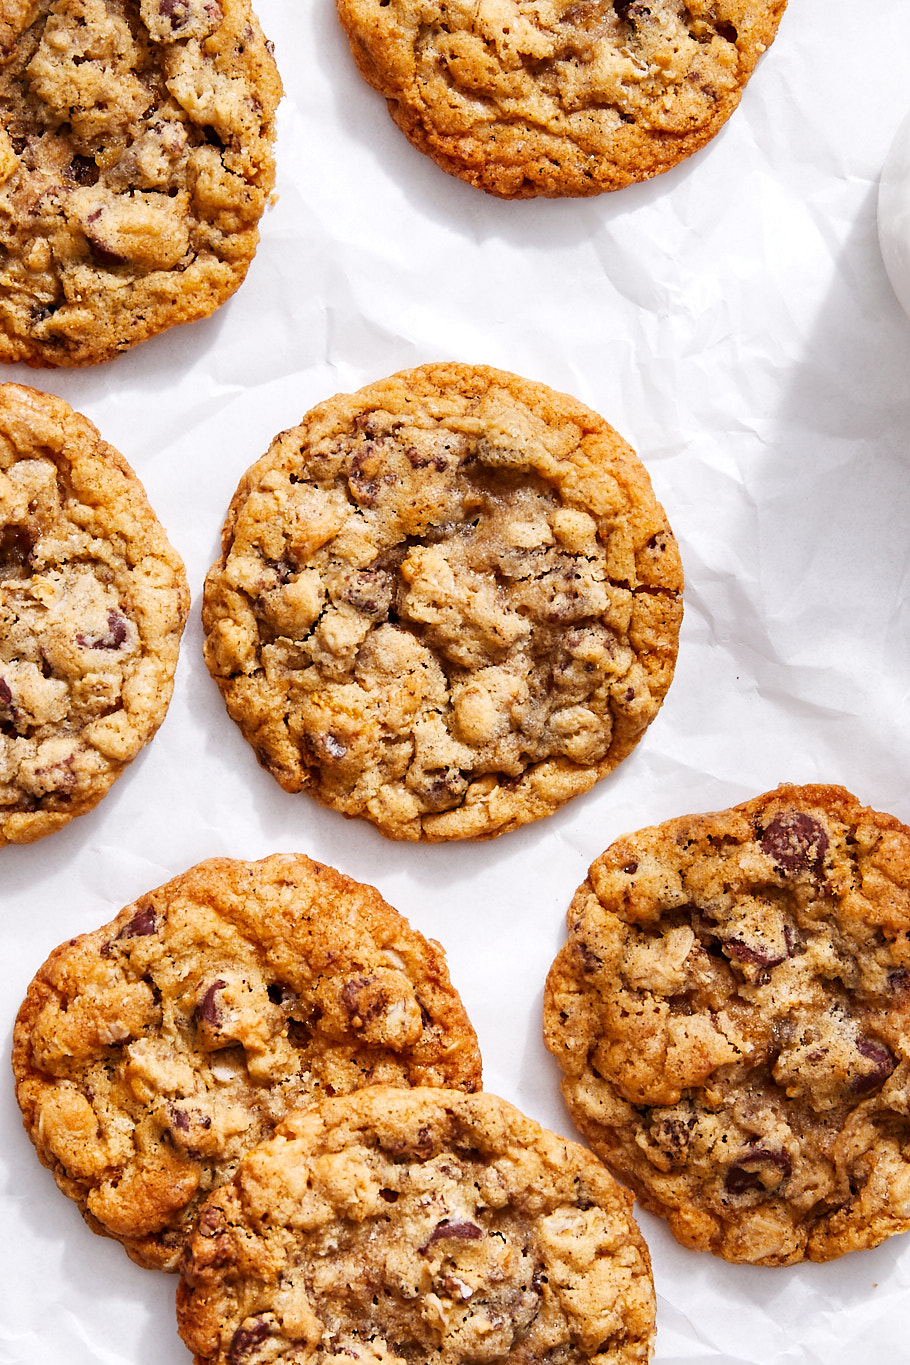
67, 154, 99, 186
0, 524, 35, 575
422, 1219, 484, 1251
852, 1037, 896, 1095
339, 567, 394, 618
117, 906, 158, 939
229, 1319, 272, 1365
341, 975, 387, 1025
576, 941, 602, 973
759, 812, 829, 875
197, 979, 227, 1026
76, 609, 130, 651
724, 1147, 792, 1196
723, 938, 787, 969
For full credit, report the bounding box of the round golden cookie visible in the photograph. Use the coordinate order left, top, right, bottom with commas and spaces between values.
0, 0, 282, 367
176, 1085, 656, 1365
543, 784, 910, 1266
201, 363, 683, 842
334, 0, 787, 199
12, 853, 483, 1270
0, 382, 188, 845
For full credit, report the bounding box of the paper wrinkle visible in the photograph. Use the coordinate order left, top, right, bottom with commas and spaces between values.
3, 2, 910, 1363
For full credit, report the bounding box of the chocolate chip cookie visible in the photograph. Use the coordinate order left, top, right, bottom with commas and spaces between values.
543, 784, 910, 1265
12, 853, 483, 1269
334, 0, 786, 199
0, 382, 188, 845
0, 0, 281, 367
176, 1085, 656, 1365
201, 363, 683, 842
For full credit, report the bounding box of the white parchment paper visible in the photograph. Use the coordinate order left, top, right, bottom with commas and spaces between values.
3, 2, 910, 1361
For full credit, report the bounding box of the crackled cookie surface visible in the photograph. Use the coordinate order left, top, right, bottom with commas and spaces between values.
0, 382, 188, 845
335, 0, 786, 199
176, 1086, 656, 1365
0, 0, 281, 366
12, 853, 482, 1269
202, 363, 683, 842
543, 784, 910, 1265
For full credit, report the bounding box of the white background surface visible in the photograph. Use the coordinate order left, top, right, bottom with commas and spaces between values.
3, 2, 910, 1361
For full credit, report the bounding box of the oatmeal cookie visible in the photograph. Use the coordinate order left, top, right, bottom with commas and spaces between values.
543, 784, 910, 1265
176, 1085, 656, 1365
0, 382, 188, 845
334, 0, 786, 199
201, 363, 683, 842
0, 0, 281, 367
12, 853, 482, 1270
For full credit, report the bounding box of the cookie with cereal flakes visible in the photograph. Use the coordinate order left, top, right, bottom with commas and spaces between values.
544, 784, 910, 1265
201, 362, 683, 841
0, 382, 188, 845
176, 1086, 655, 1365
12, 853, 482, 1270
0, 0, 281, 366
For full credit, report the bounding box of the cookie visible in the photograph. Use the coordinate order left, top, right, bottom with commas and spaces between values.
0, 0, 281, 367
0, 382, 188, 845
12, 853, 482, 1270
543, 784, 910, 1265
201, 363, 683, 842
334, 0, 786, 199
176, 1085, 656, 1365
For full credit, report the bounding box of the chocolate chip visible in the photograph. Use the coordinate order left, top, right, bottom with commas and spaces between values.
379, 1188, 399, 1203
229, 1319, 272, 1365
76, 609, 130, 651
576, 941, 602, 973
0, 677, 11, 707
381, 1126, 435, 1161
889, 969, 910, 994
117, 906, 158, 939
339, 567, 394, 618
85, 225, 126, 268
852, 1037, 896, 1095
67, 154, 99, 186
759, 812, 828, 875
724, 1147, 792, 1196
0, 524, 35, 575
197, 979, 227, 1026
723, 938, 787, 969
348, 450, 380, 506
422, 1219, 484, 1251
341, 975, 386, 1026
